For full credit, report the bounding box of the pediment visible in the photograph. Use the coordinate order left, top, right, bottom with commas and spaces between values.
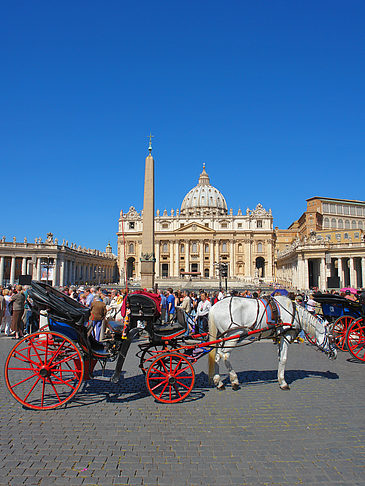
175, 222, 215, 233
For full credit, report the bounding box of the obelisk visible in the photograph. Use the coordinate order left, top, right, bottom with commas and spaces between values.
140, 135, 155, 289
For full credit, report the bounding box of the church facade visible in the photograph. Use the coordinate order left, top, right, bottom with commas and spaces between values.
117, 165, 275, 285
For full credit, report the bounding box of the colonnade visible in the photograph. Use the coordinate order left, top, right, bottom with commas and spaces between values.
280, 255, 365, 290
0, 255, 115, 287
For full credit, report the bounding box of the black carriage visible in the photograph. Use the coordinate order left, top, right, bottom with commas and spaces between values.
4, 281, 198, 409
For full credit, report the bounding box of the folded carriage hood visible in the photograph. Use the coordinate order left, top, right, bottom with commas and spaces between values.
29, 281, 90, 323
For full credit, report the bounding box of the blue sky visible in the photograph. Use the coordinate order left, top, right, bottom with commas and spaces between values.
1, 1, 364, 251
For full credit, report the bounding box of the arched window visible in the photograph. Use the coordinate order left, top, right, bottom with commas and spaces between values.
191, 242, 197, 253
323, 217, 330, 228
338, 219, 343, 229
257, 242, 263, 253
180, 244, 185, 253
238, 243, 243, 252
352, 220, 357, 229
162, 242, 168, 252
128, 243, 134, 254
359, 221, 363, 229
331, 218, 337, 229
345, 220, 350, 229
222, 242, 227, 252
204, 243, 209, 253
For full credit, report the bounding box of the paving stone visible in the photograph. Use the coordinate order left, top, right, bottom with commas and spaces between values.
1, 338, 365, 486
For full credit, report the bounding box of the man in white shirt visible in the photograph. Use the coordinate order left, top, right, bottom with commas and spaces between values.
195, 291, 211, 336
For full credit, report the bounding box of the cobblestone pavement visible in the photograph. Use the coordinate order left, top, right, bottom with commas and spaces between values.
0, 335, 364, 486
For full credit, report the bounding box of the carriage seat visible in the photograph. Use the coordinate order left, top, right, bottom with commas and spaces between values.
153, 307, 187, 337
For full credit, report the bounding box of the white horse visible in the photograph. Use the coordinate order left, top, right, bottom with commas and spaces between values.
208, 296, 337, 391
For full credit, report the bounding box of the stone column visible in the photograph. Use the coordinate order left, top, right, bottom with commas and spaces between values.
303, 258, 309, 290
349, 258, 356, 288
214, 240, 219, 266
174, 241, 179, 277
209, 241, 214, 277
229, 240, 234, 277
36, 258, 42, 281
10, 257, 16, 285
337, 258, 343, 288
320, 258, 327, 290
361, 257, 365, 288
155, 242, 160, 278
0, 257, 4, 286
199, 241, 204, 276
267, 239, 273, 279
21, 257, 27, 275
186, 241, 190, 273
169, 243, 174, 278
53, 258, 59, 286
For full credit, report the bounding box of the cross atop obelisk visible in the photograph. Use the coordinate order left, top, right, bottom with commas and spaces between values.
140, 135, 155, 289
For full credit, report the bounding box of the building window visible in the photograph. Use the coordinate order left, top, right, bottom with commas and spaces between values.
338, 219, 343, 229
352, 220, 357, 229
204, 268, 209, 278
204, 244, 209, 253
357, 207, 362, 216
344, 233, 349, 239
345, 220, 350, 229
191, 242, 197, 253
128, 243, 134, 254
344, 206, 349, 215
331, 218, 337, 228
162, 223, 169, 229
350, 206, 356, 216
257, 242, 263, 253
222, 242, 227, 252
323, 217, 330, 228
354, 232, 359, 239
237, 223, 242, 228
129, 222, 135, 229
257, 220, 262, 228
359, 221, 363, 229
162, 243, 168, 252
238, 243, 243, 252
323, 203, 329, 212
221, 223, 227, 229
180, 244, 185, 253
205, 223, 209, 227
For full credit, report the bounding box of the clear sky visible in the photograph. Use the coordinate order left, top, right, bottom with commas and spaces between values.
1, 1, 364, 252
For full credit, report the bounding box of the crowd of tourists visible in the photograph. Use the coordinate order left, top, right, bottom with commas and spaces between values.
1, 283, 364, 343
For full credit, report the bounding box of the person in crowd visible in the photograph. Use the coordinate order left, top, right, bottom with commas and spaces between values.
344, 290, 357, 302
180, 290, 192, 314
306, 293, 316, 314
195, 291, 211, 336
11, 285, 26, 339
158, 290, 167, 323
90, 295, 107, 341
166, 288, 175, 323
84, 288, 94, 307
1, 289, 12, 336
0, 289, 4, 333
23, 286, 33, 335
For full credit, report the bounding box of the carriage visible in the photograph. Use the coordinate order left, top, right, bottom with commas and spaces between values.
5, 282, 337, 409
312, 293, 363, 351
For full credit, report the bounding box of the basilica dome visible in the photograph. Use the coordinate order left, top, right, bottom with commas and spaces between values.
180, 165, 228, 216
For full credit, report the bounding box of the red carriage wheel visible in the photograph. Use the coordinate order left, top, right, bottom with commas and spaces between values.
5, 331, 84, 410
146, 353, 195, 403
332, 316, 355, 351
346, 318, 365, 362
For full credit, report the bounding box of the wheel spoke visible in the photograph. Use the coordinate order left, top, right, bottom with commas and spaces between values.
48, 377, 62, 403
172, 357, 183, 374
174, 365, 191, 376
49, 372, 77, 390
151, 378, 168, 392
158, 381, 169, 399
29, 339, 44, 365
172, 383, 182, 398
150, 365, 168, 377
11, 372, 39, 388
24, 376, 41, 402
41, 378, 46, 408
13, 350, 41, 368
46, 339, 67, 366
175, 379, 191, 390
50, 352, 78, 368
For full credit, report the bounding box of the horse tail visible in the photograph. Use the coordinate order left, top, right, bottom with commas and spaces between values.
208, 309, 217, 383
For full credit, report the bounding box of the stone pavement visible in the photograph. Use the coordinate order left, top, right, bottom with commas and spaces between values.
0, 335, 364, 486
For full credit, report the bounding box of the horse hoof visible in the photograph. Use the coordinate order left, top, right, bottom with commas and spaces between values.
280, 384, 290, 390
232, 383, 240, 391
217, 384, 225, 391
